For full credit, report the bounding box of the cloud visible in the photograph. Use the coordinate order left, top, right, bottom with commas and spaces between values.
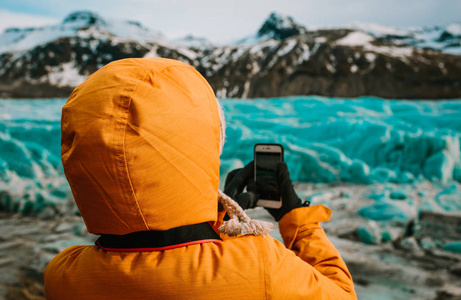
0, 10, 58, 33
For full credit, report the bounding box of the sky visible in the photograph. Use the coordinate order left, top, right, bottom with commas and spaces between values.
0, 0, 460, 44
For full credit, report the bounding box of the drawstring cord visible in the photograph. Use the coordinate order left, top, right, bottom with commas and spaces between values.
217, 190, 273, 237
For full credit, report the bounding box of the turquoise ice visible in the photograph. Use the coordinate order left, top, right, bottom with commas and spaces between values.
219, 97, 461, 185
0, 96, 461, 217
1, 97, 461, 185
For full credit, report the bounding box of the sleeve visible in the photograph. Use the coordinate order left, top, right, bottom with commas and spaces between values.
266, 204, 357, 299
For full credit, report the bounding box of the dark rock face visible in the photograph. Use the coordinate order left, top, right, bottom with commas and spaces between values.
0, 11, 460, 99
62, 11, 107, 27
257, 12, 307, 40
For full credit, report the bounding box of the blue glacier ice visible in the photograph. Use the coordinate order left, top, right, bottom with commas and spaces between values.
357, 221, 382, 245
434, 184, 461, 211
358, 201, 409, 222
0, 99, 63, 181
1, 97, 461, 185
442, 242, 461, 254
219, 97, 461, 185
389, 191, 407, 200
1, 96, 461, 218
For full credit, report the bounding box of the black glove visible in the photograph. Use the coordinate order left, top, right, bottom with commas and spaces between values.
266, 162, 309, 221
223, 161, 258, 210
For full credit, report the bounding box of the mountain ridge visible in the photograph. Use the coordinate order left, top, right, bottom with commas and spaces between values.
0, 11, 460, 99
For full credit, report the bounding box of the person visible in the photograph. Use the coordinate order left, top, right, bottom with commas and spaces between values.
44, 58, 357, 299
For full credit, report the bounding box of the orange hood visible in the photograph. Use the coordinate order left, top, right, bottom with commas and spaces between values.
61, 58, 222, 235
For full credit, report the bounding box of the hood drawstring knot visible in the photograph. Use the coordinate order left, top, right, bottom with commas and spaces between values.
217, 190, 273, 237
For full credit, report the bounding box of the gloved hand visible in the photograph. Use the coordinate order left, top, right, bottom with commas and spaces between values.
266, 162, 308, 221
223, 161, 258, 210
224, 161, 308, 222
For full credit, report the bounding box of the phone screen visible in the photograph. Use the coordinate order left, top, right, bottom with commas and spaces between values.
255, 152, 281, 201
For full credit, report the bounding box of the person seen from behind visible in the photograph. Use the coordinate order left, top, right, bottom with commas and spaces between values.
44, 58, 357, 299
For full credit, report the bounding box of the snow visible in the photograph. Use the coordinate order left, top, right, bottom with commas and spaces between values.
264, 39, 299, 71
230, 46, 247, 61
353, 22, 461, 55
351, 22, 411, 39
336, 31, 414, 58
169, 34, 213, 48
446, 24, 461, 36
45, 62, 88, 87
325, 63, 335, 73
315, 37, 327, 43
251, 60, 260, 74
0, 11, 163, 55
143, 45, 160, 58
336, 31, 374, 46
229, 16, 459, 59
277, 39, 297, 56
297, 44, 310, 64
241, 80, 251, 99
215, 88, 227, 99
444, 47, 461, 55
336, 31, 414, 57
365, 53, 377, 62
249, 39, 278, 55
365, 45, 413, 58
210, 47, 232, 72
175, 46, 198, 60
0, 26, 76, 54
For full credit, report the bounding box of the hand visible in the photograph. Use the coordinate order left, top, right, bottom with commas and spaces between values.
266, 162, 307, 221
223, 161, 258, 210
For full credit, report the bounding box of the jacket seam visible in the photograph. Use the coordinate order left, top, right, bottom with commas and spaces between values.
257, 236, 272, 300
120, 70, 152, 231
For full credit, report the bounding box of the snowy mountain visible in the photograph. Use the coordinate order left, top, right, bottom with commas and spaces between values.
351, 22, 461, 56
199, 25, 461, 99
0, 11, 460, 98
169, 34, 214, 49
235, 12, 308, 45
0, 11, 201, 97
0, 11, 163, 55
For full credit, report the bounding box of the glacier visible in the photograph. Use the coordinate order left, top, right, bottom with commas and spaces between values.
1, 96, 461, 227
219, 97, 461, 185
1, 97, 461, 193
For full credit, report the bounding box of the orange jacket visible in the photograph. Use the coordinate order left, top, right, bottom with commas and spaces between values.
44, 58, 356, 299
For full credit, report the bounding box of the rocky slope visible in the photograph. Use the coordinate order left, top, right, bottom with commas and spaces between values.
0, 11, 460, 99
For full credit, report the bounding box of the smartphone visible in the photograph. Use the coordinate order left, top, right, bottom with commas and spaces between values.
254, 143, 284, 209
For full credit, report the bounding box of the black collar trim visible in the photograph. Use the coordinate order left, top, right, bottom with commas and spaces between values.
96, 222, 222, 252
